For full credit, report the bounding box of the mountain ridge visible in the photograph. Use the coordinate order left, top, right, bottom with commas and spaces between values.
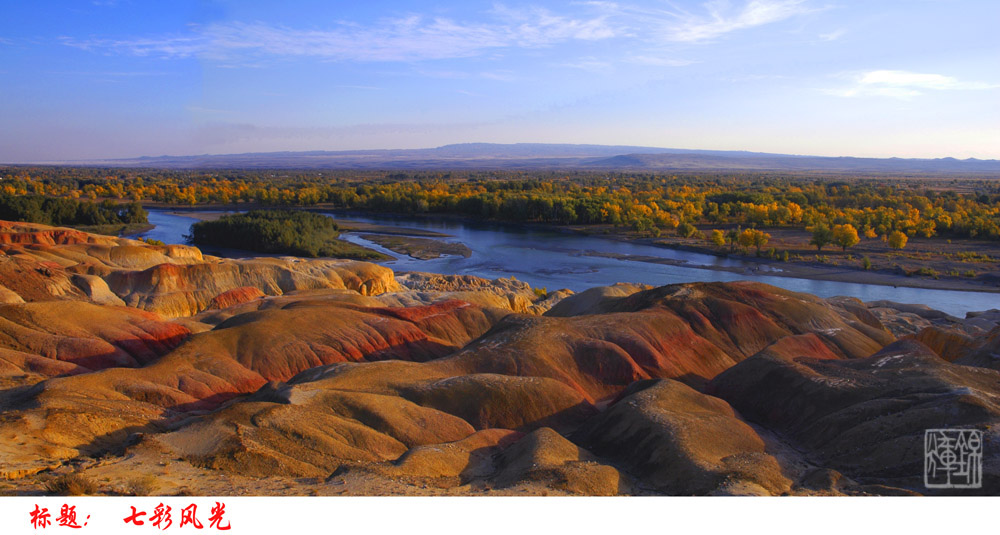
28, 142, 1000, 174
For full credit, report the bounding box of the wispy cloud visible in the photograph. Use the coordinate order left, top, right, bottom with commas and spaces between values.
43, 70, 173, 77
186, 105, 237, 115
626, 55, 696, 67
189, 120, 493, 151
334, 84, 383, 91
62, 6, 622, 63
562, 56, 615, 72
827, 70, 999, 99
818, 28, 846, 41
61, 1, 813, 64
491, 5, 620, 43
480, 71, 517, 82
656, 0, 813, 43
406, 68, 518, 82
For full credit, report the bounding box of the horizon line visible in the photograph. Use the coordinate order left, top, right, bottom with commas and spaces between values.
3, 141, 999, 167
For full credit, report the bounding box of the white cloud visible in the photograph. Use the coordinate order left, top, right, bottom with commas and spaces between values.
827, 69, 999, 99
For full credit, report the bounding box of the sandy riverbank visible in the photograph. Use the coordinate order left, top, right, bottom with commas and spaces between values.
582, 250, 999, 293
565, 223, 1000, 295
359, 234, 471, 260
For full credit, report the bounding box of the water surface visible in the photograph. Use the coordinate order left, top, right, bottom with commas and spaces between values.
141, 209, 999, 317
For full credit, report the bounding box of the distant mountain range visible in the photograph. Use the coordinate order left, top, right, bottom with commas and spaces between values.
52, 143, 1000, 174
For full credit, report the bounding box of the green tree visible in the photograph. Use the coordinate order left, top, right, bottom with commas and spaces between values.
725, 227, 741, 253
677, 221, 699, 238
810, 223, 833, 251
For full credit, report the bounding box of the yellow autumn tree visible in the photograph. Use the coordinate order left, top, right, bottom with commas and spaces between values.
888, 230, 908, 250
709, 229, 726, 248
832, 224, 860, 251
739, 228, 770, 255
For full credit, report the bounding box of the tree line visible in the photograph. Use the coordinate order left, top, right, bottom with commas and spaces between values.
4, 166, 999, 242
0, 192, 147, 227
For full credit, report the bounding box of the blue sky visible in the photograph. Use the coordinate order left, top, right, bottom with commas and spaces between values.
1, 0, 997, 161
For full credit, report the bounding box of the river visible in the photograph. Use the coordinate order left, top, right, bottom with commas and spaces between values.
139, 209, 999, 317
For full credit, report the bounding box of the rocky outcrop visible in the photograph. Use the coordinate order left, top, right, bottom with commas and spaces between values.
0, 301, 189, 370
865, 300, 964, 337
0, 292, 516, 473
71, 274, 126, 306
151, 359, 596, 479
837, 298, 1000, 365
6, 224, 1000, 497
955, 327, 1000, 371
911, 325, 979, 362
0, 221, 118, 247
437, 282, 893, 402
965, 309, 1000, 331
41, 280, 889, 487
491, 427, 625, 495
544, 283, 650, 317
0, 347, 88, 384
395, 272, 544, 314
156, 387, 477, 479
389, 428, 522, 479
104, 258, 399, 317
206, 286, 265, 310
578, 379, 790, 495
0, 254, 88, 303
709, 338, 1000, 492
0, 221, 400, 317
399, 374, 596, 432
526, 289, 574, 315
